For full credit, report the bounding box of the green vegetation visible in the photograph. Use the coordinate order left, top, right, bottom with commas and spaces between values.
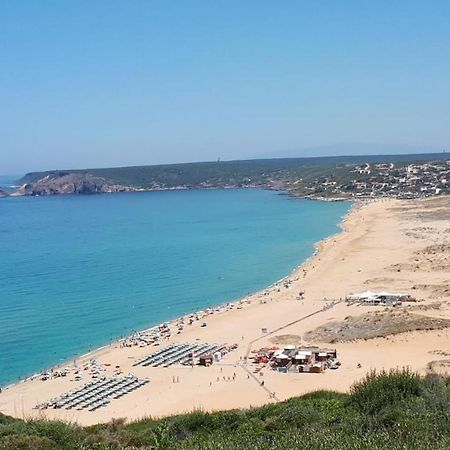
19, 153, 449, 191
18, 158, 360, 189
1, 369, 450, 449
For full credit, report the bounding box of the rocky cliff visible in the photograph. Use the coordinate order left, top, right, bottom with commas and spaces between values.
16, 172, 139, 196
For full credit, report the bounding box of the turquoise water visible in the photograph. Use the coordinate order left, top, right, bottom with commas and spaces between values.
0, 189, 349, 386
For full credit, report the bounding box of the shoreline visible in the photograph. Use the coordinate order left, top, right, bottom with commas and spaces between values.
5, 180, 361, 202
1, 196, 354, 391
4, 195, 449, 424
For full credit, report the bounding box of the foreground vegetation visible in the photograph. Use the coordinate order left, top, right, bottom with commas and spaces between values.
1, 369, 450, 449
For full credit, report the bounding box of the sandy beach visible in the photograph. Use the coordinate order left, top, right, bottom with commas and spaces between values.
2, 195, 450, 425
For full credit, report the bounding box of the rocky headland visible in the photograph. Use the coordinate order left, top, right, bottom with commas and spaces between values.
15, 172, 140, 196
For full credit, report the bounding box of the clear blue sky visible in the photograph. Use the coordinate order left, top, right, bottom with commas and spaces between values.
1, 1, 450, 174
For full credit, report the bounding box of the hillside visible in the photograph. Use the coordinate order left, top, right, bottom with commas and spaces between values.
1, 370, 449, 449
14, 153, 450, 198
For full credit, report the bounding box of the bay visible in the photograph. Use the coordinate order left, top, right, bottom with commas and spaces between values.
0, 189, 349, 386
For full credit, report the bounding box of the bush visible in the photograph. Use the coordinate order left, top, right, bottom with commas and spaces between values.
0, 433, 57, 450
350, 368, 422, 414
28, 420, 82, 449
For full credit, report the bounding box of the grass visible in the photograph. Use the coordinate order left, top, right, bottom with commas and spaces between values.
1, 369, 449, 449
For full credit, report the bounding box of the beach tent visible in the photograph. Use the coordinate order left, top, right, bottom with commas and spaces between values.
348, 290, 377, 300
377, 291, 407, 299
348, 291, 382, 304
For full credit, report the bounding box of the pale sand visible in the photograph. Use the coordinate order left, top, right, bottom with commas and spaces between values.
2, 196, 450, 425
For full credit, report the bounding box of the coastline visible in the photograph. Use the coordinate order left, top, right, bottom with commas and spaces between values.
0, 197, 354, 391
2, 195, 450, 424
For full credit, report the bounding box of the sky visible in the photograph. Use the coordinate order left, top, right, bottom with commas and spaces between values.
1, 1, 450, 174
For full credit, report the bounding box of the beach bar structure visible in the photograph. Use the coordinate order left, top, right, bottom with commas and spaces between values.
271, 346, 337, 373
347, 290, 415, 306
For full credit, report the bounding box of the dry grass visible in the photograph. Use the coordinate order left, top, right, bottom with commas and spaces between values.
304, 310, 450, 343
269, 334, 303, 345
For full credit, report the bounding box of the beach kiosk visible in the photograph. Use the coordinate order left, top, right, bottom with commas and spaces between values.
199, 354, 213, 367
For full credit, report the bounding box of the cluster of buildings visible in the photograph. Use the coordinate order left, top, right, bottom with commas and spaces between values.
285, 158, 450, 199
347, 160, 450, 198
252, 345, 339, 374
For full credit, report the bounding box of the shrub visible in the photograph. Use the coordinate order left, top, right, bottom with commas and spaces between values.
0, 433, 57, 450
350, 368, 422, 414
28, 420, 82, 449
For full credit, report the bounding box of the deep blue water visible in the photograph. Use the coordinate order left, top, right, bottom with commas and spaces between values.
0, 189, 349, 386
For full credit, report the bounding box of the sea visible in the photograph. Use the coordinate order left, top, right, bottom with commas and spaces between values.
0, 175, 19, 193
0, 188, 350, 387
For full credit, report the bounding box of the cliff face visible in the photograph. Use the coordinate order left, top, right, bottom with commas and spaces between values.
16, 172, 138, 196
